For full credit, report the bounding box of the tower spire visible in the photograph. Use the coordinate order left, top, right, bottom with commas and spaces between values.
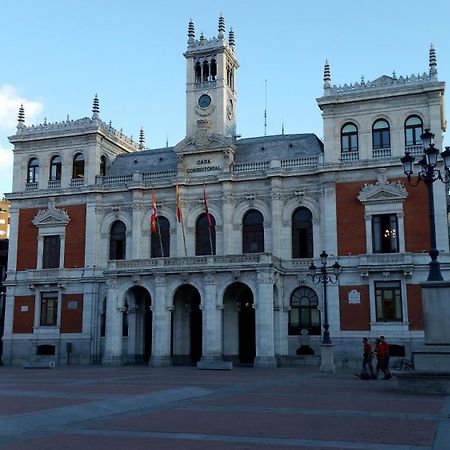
218, 14, 225, 38
139, 127, 145, 150
429, 43, 437, 79
188, 18, 195, 43
323, 59, 331, 93
228, 27, 235, 49
17, 104, 25, 131
92, 94, 100, 119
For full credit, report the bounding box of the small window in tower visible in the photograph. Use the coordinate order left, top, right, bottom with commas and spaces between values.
210, 59, 217, 81
202, 60, 209, 82
195, 61, 201, 83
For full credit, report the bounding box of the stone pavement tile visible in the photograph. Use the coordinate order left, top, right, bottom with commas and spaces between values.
91, 409, 436, 447
204, 392, 444, 415
0, 396, 91, 416
0, 433, 334, 450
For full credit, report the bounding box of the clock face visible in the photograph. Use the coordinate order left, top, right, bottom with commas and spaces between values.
198, 94, 212, 108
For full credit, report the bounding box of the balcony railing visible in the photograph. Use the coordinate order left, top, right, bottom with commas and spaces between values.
233, 161, 270, 172
340, 151, 359, 162
48, 180, 61, 189
70, 178, 85, 188
25, 181, 38, 190
405, 144, 424, 156
372, 147, 391, 158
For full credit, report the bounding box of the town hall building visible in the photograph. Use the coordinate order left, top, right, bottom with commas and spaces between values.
2, 17, 448, 368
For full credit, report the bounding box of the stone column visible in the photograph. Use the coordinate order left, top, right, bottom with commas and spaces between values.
200, 272, 222, 362
150, 275, 171, 367
270, 181, 282, 257
131, 200, 143, 259
102, 279, 123, 366
255, 270, 277, 368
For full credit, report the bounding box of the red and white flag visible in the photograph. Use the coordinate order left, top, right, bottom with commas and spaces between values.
151, 191, 157, 234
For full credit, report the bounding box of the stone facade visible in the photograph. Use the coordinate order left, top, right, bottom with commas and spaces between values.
2, 18, 448, 368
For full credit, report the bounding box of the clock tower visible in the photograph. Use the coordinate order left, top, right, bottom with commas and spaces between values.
184, 16, 238, 141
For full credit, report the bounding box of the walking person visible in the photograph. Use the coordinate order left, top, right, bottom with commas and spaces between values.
374, 338, 384, 377
379, 335, 391, 379
357, 337, 376, 379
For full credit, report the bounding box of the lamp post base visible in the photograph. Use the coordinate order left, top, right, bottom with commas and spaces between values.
320, 343, 336, 373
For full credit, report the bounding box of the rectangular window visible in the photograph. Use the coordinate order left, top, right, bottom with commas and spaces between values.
372, 214, 398, 253
375, 281, 402, 322
43, 235, 61, 268
40, 292, 58, 326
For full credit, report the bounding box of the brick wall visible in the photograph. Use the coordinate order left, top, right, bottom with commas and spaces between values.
339, 285, 370, 330
336, 181, 369, 256
64, 205, 86, 268
61, 293, 83, 333
13, 295, 35, 333
406, 284, 423, 330
17, 209, 39, 270
404, 180, 429, 252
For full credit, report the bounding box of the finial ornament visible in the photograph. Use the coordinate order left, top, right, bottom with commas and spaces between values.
139, 127, 145, 150
429, 43, 437, 78
92, 94, 100, 119
323, 59, 331, 92
17, 104, 25, 130
218, 14, 225, 38
200, 32, 205, 42
188, 18, 195, 42
228, 27, 235, 48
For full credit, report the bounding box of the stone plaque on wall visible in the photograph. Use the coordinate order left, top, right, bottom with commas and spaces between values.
348, 290, 361, 304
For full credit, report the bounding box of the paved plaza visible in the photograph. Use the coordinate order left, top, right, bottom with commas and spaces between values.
0, 365, 448, 450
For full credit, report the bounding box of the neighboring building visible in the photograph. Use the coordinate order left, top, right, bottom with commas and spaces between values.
2, 17, 448, 367
0, 199, 9, 239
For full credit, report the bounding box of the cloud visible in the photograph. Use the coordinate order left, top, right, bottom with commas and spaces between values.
0, 84, 43, 132
0, 145, 13, 198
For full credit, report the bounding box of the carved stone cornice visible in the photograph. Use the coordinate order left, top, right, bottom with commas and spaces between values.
32, 200, 70, 228
358, 180, 408, 204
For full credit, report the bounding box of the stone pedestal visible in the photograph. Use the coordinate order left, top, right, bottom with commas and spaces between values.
395, 282, 450, 393
320, 343, 336, 373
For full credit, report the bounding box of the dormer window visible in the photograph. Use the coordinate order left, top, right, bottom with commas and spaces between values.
341, 123, 358, 153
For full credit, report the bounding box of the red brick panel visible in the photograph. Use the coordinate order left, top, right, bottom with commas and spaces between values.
404, 181, 429, 252
407, 284, 423, 330
336, 181, 370, 256
61, 294, 83, 333
13, 296, 35, 333
64, 205, 86, 268
17, 208, 39, 271
339, 285, 370, 330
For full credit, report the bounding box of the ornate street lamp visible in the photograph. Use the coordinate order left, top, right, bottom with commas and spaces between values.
308, 250, 341, 344
401, 129, 450, 281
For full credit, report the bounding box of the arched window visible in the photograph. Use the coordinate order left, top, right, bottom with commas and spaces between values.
202, 60, 209, 82
341, 123, 358, 153
151, 216, 170, 257
292, 207, 313, 258
372, 119, 390, 149
49, 155, 62, 181
195, 61, 202, 83
242, 209, 264, 253
100, 155, 107, 177
109, 220, 126, 260
210, 59, 217, 80
289, 287, 320, 335
72, 153, 85, 179
405, 115, 423, 146
195, 213, 216, 255
27, 158, 39, 183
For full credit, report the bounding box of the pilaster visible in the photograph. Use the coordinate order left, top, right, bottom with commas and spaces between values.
102, 279, 123, 366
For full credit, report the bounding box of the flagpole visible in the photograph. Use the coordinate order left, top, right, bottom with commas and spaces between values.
156, 216, 164, 258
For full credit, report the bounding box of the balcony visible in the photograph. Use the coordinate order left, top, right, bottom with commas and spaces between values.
25, 181, 38, 190
405, 144, 424, 156
48, 180, 61, 189
340, 151, 359, 162
372, 147, 391, 158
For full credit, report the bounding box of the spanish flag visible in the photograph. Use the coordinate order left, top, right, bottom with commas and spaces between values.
176, 183, 182, 223
151, 191, 157, 234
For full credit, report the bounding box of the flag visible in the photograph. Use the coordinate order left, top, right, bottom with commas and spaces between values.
176, 183, 182, 223
203, 185, 212, 228
151, 191, 157, 234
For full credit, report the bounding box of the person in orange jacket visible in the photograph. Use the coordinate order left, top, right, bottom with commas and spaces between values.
379, 335, 391, 379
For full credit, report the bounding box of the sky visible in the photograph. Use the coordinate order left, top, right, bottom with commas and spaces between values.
1, 0, 450, 199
